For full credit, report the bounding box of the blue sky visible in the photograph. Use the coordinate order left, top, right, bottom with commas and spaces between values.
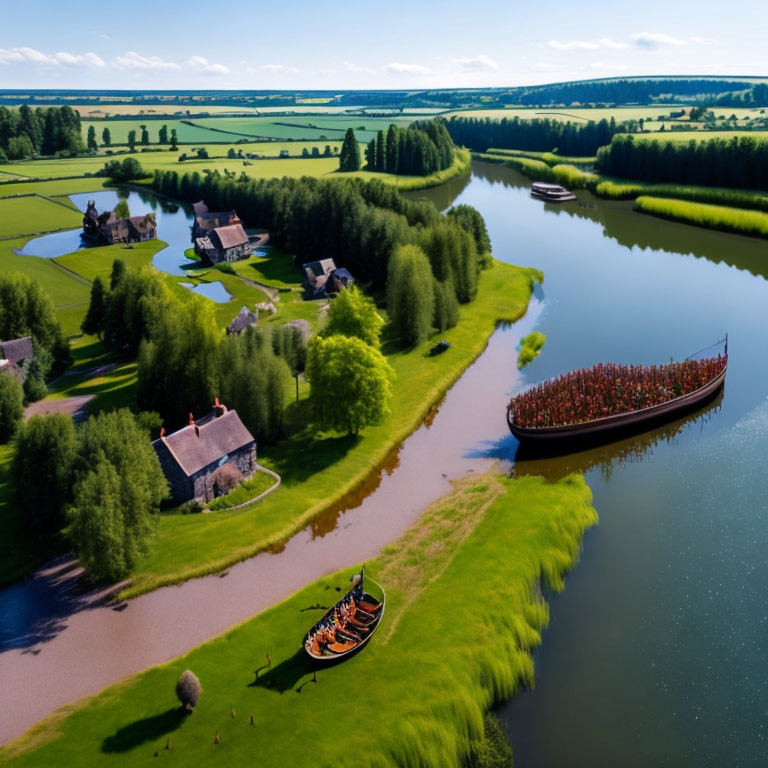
1, 0, 766, 90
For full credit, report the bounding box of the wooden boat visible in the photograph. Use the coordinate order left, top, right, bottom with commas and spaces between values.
530, 181, 577, 203
508, 344, 728, 445
303, 567, 385, 662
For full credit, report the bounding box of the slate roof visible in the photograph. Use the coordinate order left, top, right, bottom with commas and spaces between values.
302, 259, 337, 285
0, 337, 34, 364
153, 410, 255, 477
192, 200, 209, 216
227, 306, 258, 334
211, 223, 249, 250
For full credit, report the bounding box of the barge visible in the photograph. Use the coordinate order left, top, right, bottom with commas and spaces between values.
530, 181, 577, 203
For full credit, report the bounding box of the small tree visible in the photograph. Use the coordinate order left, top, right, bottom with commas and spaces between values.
322, 285, 383, 349
311, 146, 320, 158
387, 244, 435, 347
170, 129, 178, 151
176, 670, 201, 712
127, 130, 137, 152
323, 145, 332, 157
0, 375, 23, 443
140, 125, 149, 146
301, 147, 310, 158
158, 124, 169, 145
113, 199, 130, 219
87, 126, 98, 151
102, 126, 111, 147
338, 128, 361, 172
81, 276, 109, 337
306, 335, 394, 435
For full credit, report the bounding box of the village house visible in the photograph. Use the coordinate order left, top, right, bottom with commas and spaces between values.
301, 258, 355, 298
152, 400, 258, 503
195, 223, 253, 264
82, 200, 157, 245
191, 201, 242, 239
226, 306, 259, 334
0, 336, 34, 383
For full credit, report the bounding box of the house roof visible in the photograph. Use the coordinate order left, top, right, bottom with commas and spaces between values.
153, 409, 255, 477
302, 259, 336, 284
0, 336, 33, 364
192, 200, 209, 216
211, 223, 249, 250
227, 306, 258, 334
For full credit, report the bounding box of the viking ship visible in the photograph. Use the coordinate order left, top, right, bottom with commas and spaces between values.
530, 182, 577, 203
507, 339, 728, 444
303, 567, 385, 662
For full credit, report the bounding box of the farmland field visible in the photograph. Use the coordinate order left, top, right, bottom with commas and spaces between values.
632, 129, 768, 143
0, 196, 81, 237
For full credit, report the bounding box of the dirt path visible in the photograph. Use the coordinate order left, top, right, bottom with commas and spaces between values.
24, 394, 94, 422
0, 304, 542, 746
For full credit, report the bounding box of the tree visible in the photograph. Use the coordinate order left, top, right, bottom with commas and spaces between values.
375, 130, 385, 171
109, 258, 126, 290
365, 139, 376, 170
102, 126, 111, 147
140, 124, 149, 146
66, 409, 168, 581
113, 199, 130, 219
127, 130, 137, 152
322, 285, 384, 348
170, 129, 178, 151
99, 157, 149, 182
158, 124, 169, 145
447, 205, 492, 269
81, 276, 109, 337
387, 244, 435, 347
432, 278, 459, 333
301, 147, 310, 158
306, 335, 394, 435
272, 324, 307, 403
87, 126, 98, 151
338, 128, 361, 172
385, 125, 399, 172
12, 413, 76, 538
323, 145, 332, 157
0, 375, 23, 443
23, 343, 52, 402
7, 135, 33, 160
176, 670, 201, 712
229, 148, 238, 159
311, 146, 320, 158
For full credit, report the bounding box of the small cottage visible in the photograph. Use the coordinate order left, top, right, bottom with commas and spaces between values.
301, 259, 355, 298
82, 200, 157, 245
191, 201, 242, 239
0, 336, 34, 383
227, 306, 259, 334
152, 401, 257, 503
195, 223, 252, 264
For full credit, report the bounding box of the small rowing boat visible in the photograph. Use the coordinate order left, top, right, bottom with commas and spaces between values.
303, 567, 385, 662
530, 182, 577, 203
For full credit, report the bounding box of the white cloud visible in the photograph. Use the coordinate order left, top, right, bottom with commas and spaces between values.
260, 63, 299, 73
631, 32, 688, 49
599, 37, 629, 49
547, 39, 600, 51
185, 56, 229, 74
689, 36, 717, 45
112, 51, 181, 70
0, 47, 105, 68
454, 54, 499, 73
383, 61, 431, 74
345, 61, 375, 74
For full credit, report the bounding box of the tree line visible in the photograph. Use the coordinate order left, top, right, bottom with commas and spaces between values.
152, 170, 492, 314
445, 115, 619, 156
596, 134, 768, 190
0, 105, 84, 161
363, 119, 454, 176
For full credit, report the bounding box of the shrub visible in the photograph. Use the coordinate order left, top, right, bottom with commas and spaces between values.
98, 157, 149, 182
518, 331, 546, 369
176, 670, 201, 712
0, 375, 24, 443
212, 463, 244, 496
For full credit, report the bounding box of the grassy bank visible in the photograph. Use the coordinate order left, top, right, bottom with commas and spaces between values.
118, 258, 541, 599
473, 152, 596, 189
344, 148, 471, 190
485, 148, 596, 166
633, 195, 768, 238
0, 472, 597, 768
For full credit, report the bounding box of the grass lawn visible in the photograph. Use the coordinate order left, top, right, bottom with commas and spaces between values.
0, 196, 81, 238
0, 472, 596, 768
0, 178, 110, 198
116, 258, 541, 599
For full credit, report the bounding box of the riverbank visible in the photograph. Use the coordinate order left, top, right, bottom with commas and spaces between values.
0, 472, 596, 767
119, 258, 541, 599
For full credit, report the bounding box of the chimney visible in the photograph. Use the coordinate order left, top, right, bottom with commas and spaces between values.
188, 412, 195, 426
160, 427, 165, 438
213, 397, 227, 417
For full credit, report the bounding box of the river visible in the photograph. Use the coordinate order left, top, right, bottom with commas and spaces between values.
413, 161, 768, 768
2, 161, 768, 764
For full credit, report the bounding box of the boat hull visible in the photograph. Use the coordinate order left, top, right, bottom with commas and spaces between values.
530, 190, 577, 203
508, 366, 727, 445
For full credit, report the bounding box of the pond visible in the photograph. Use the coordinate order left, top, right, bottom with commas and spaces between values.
413, 161, 768, 767
16, 188, 232, 301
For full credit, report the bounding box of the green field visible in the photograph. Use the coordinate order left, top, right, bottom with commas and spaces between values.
0, 472, 596, 768
633, 129, 768, 143
0, 196, 81, 237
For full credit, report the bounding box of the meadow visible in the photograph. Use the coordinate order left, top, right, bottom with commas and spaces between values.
0, 472, 597, 768
485, 148, 596, 166
633, 129, 768, 143
0, 196, 81, 237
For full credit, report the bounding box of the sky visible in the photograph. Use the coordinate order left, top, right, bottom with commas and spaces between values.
1, 0, 767, 91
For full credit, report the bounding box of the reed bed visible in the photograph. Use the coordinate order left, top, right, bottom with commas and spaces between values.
510, 357, 726, 428
633, 195, 768, 239
517, 331, 546, 369
485, 148, 596, 167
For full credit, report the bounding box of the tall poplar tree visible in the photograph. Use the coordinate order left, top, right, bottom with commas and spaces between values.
102, 126, 111, 147
87, 126, 98, 151
339, 128, 361, 172
375, 130, 385, 171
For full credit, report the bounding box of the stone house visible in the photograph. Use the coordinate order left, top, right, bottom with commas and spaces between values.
191, 200, 242, 239
82, 200, 157, 245
227, 306, 259, 334
0, 336, 34, 383
152, 401, 257, 503
301, 258, 355, 298
194, 223, 252, 264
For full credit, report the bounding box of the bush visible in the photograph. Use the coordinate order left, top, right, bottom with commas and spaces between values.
98, 157, 149, 182
322, 285, 384, 349
212, 463, 244, 496
0, 375, 24, 443
518, 331, 546, 369
176, 670, 201, 712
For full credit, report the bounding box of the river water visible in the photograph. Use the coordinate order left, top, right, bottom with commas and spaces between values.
2, 162, 767, 763
414, 162, 768, 767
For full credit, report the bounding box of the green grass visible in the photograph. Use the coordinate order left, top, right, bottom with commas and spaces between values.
633, 129, 768, 143
486, 148, 596, 166
474, 153, 596, 190
518, 331, 546, 369
0, 178, 109, 198
114, 259, 541, 599
207, 470, 279, 512
0, 472, 596, 768
0, 196, 81, 238
633, 195, 768, 238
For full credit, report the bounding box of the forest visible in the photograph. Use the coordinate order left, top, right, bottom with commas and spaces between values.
364, 119, 454, 175
446, 115, 619, 155
596, 134, 768, 189
0, 104, 84, 160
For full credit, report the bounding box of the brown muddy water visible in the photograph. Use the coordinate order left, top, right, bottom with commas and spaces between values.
0, 296, 542, 745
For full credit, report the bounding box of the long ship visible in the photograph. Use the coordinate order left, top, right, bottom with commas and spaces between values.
507, 341, 728, 444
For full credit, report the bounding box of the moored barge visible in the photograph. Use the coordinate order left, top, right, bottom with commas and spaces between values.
530, 181, 577, 202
